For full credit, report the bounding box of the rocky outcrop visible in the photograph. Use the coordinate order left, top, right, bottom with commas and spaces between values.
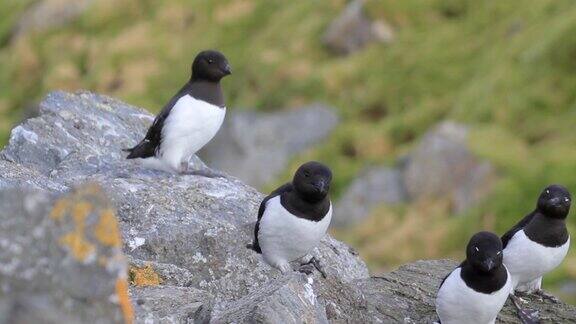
0, 185, 131, 323
10, 0, 94, 40
0, 91, 573, 323
334, 167, 406, 227
323, 0, 395, 55
199, 104, 338, 189
334, 121, 496, 226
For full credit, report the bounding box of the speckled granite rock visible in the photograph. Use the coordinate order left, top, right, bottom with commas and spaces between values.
0, 185, 132, 324
0, 91, 573, 323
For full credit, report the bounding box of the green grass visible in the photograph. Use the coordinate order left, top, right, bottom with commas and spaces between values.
2, 0, 576, 301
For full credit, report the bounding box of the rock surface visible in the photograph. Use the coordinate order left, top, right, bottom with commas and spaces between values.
334, 167, 406, 227
0, 185, 131, 324
199, 104, 338, 189
0, 91, 573, 323
323, 0, 395, 55
335, 121, 495, 226
403, 121, 496, 213
11, 0, 94, 40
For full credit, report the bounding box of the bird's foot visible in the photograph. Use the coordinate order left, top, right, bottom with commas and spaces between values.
534, 290, 560, 304
510, 294, 540, 324
298, 256, 327, 278
277, 262, 292, 275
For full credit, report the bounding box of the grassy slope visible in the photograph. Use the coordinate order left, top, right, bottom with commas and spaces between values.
1, 0, 576, 300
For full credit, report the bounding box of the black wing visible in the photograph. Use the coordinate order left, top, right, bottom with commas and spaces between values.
125, 82, 192, 159
501, 210, 536, 248
250, 183, 293, 253
439, 261, 465, 289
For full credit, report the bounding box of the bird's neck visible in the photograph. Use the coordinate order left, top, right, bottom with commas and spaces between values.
460, 261, 508, 294
188, 80, 225, 108
281, 191, 331, 222
524, 212, 568, 247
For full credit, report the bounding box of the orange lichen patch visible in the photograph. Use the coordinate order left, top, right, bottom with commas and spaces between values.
94, 208, 122, 248
72, 201, 92, 223
129, 264, 162, 287
115, 278, 134, 324
59, 230, 96, 261
50, 198, 69, 221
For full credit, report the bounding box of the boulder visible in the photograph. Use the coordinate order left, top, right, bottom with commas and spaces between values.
11, 0, 94, 40
0, 91, 572, 323
0, 185, 131, 324
403, 121, 496, 214
199, 104, 338, 188
322, 0, 395, 55
334, 166, 406, 227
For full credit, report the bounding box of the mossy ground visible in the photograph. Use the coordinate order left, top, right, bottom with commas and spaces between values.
2, 0, 576, 302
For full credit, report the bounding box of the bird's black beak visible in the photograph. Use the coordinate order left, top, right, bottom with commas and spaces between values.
481, 259, 495, 272
313, 179, 326, 193
222, 63, 232, 75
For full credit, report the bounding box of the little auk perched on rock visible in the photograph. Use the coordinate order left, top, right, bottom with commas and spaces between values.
249, 161, 333, 277
436, 231, 512, 324
502, 184, 571, 323
125, 50, 231, 176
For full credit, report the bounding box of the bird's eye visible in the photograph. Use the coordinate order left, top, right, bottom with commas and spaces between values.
497, 251, 501, 255
565, 197, 570, 202
546, 189, 550, 194
474, 247, 479, 252
304, 172, 311, 177
208, 59, 214, 64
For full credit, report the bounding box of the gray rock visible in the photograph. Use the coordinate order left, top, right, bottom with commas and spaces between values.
0, 91, 365, 322
11, 0, 94, 40
0, 91, 573, 323
0, 185, 130, 324
199, 104, 338, 188
322, 0, 395, 55
403, 121, 496, 214
334, 166, 406, 227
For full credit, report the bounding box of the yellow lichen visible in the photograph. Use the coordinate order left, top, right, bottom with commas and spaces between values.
56, 200, 95, 262
50, 198, 69, 221
72, 201, 92, 224
59, 231, 95, 261
129, 264, 163, 287
115, 278, 134, 324
94, 208, 122, 248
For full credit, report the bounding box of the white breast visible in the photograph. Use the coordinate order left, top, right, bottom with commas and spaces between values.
436, 267, 512, 324
258, 196, 332, 266
159, 95, 226, 171
503, 230, 570, 289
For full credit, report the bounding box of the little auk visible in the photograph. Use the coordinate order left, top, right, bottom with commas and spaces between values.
125, 50, 231, 176
249, 161, 333, 277
436, 231, 512, 324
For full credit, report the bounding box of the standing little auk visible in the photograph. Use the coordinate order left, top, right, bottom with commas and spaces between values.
502, 184, 571, 295
125, 50, 231, 175
436, 231, 512, 324
249, 161, 332, 277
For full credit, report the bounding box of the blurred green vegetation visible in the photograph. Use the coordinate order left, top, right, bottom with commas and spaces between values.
1, 0, 576, 302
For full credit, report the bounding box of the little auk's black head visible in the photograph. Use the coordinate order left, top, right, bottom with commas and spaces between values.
191, 50, 232, 82
537, 184, 571, 219
466, 231, 503, 274
293, 161, 332, 202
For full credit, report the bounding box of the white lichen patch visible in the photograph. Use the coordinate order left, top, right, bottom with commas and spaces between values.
128, 237, 146, 251
192, 252, 207, 263
11, 125, 38, 144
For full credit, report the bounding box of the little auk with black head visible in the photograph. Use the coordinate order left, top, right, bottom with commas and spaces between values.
436, 231, 512, 324
249, 161, 333, 277
502, 184, 571, 323
125, 50, 231, 176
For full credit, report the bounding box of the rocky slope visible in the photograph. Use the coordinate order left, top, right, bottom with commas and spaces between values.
0, 91, 573, 323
